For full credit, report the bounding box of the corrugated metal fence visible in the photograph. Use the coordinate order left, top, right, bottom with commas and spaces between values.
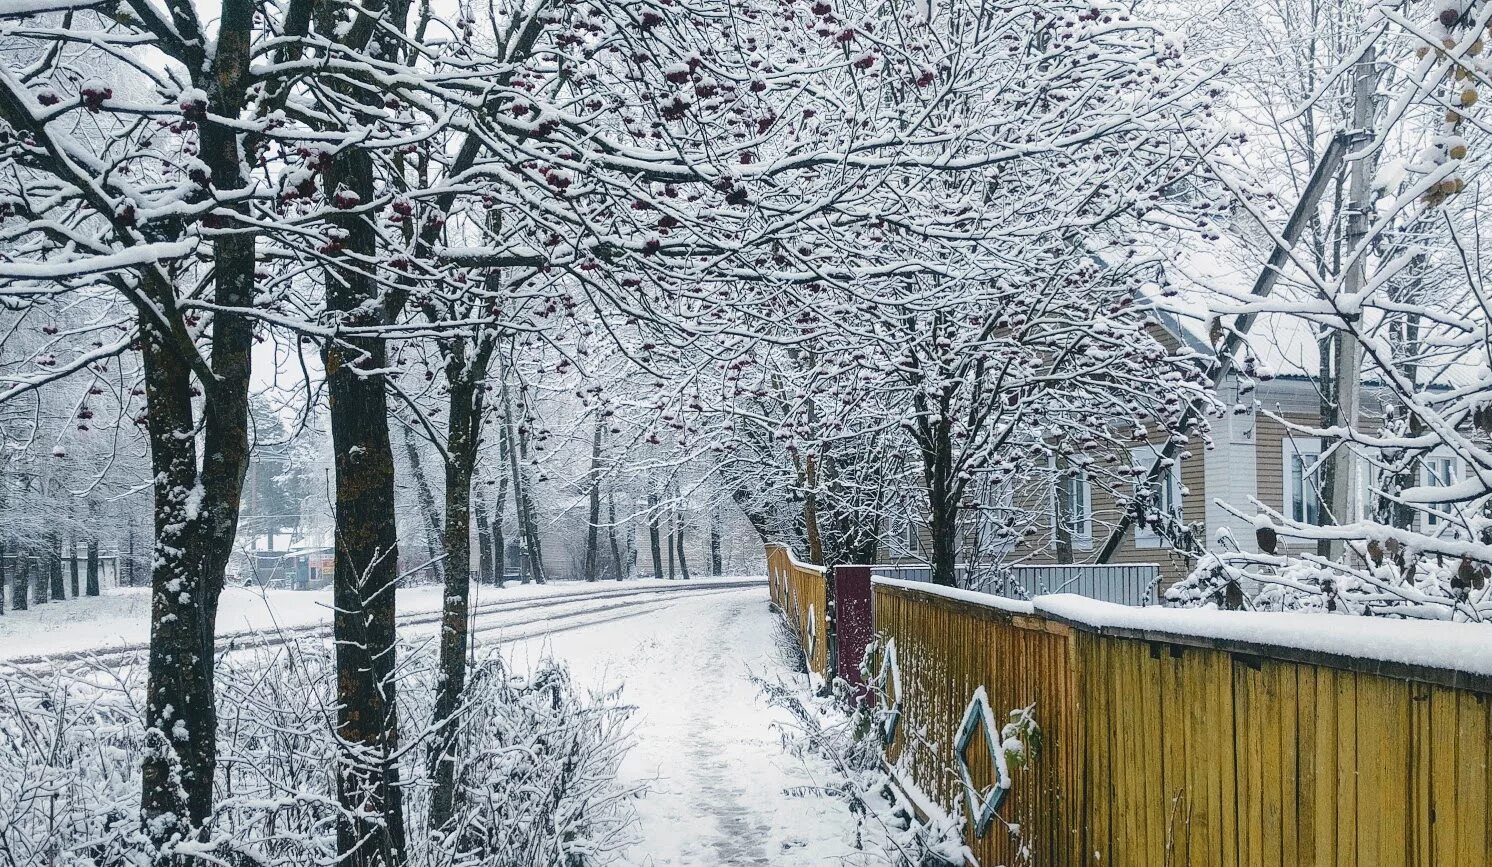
870, 562, 1161, 607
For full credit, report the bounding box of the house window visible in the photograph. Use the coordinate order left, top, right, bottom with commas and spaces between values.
1051, 469, 1093, 550
887, 514, 920, 555
1131, 447, 1181, 548
1423, 456, 1457, 527
1286, 446, 1323, 526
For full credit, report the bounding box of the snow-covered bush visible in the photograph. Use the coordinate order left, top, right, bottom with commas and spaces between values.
0, 640, 635, 866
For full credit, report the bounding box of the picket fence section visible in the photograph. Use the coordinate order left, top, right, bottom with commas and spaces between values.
766, 542, 830, 678
767, 548, 1492, 867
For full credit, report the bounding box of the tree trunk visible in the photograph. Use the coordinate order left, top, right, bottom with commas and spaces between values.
922, 420, 960, 588
86, 537, 100, 596
324, 144, 408, 867
648, 492, 664, 580
475, 494, 494, 586
674, 496, 690, 580
1054, 454, 1074, 565
138, 281, 254, 851
802, 455, 824, 564
608, 492, 624, 581
428, 334, 492, 831
709, 508, 723, 576
583, 416, 604, 581
0, 543, 5, 616
503, 391, 542, 584
48, 531, 64, 600
69, 538, 80, 597
402, 426, 444, 582
11, 551, 26, 611
494, 441, 509, 588
134, 9, 258, 850
512, 409, 546, 583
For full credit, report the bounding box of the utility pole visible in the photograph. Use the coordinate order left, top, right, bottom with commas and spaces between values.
1327, 42, 1379, 558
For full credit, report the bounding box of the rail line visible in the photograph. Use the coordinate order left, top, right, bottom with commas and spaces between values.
3, 579, 766, 670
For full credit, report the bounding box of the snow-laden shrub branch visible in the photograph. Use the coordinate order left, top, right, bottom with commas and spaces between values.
0, 639, 635, 866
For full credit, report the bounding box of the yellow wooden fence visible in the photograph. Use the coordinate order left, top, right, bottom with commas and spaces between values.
766, 542, 829, 678
864, 578, 1492, 867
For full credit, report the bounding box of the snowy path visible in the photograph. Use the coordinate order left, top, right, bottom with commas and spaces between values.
507, 586, 881, 867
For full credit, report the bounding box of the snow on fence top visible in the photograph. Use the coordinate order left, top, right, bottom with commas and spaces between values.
874, 577, 1492, 691
766, 542, 826, 575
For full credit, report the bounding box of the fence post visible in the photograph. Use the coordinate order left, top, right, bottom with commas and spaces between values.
832, 565, 873, 690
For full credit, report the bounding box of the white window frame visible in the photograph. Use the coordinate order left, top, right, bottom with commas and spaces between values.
1049, 466, 1093, 551
1131, 446, 1181, 549
1421, 453, 1459, 529
1282, 438, 1324, 527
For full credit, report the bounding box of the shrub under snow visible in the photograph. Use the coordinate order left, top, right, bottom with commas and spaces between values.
0, 639, 636, 866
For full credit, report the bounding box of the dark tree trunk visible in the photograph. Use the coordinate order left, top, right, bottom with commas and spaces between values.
583, 416, 603, 581
48, 531, 64, 600
428, 334, 493, 830
648, 492, 664, 580
503, 392, 541, 584
402, 426, 444, 582
922, 420, 961, 588
608, 493, 624, 581
324, 144, 408, 867
709, 508, 723, 576
69, 538, 80, 597
86, 537, 100, 596
138, 269, 253, 850
0, 543, 5, 616
475, 494, 494, 586
128, 4, 257, 851
674, 501, 691, 580
11, 552, 26, 611
1054, 454, 1074, 565
512, 409, 546, 583
492, 418, 512, 588
33, 544, 47, 605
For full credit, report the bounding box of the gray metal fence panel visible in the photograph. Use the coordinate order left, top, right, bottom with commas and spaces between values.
870, 562, 1161, 607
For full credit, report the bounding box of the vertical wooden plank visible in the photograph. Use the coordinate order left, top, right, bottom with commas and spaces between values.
1408, 684, 1431, 867
1218, 649, 1239, 867
1180, 648, 1209, 867
1335, 671, 1358, 867
1089, 634, 1111, 867
1260, 664, 1283, 867
1354, 676, 1381, 867
1313, 667, 1337, 866
1454, 691, 1487, 867
1278, 664, 1299, 867
1296, 666, 1318, 867
1231, 660, 1252, 867
1139, 644, 1164, 865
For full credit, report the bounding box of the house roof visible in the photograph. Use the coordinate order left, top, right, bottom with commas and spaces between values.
1139, 240, 1488, 392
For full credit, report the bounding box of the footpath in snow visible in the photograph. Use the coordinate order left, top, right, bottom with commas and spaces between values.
509, 586, 889, 867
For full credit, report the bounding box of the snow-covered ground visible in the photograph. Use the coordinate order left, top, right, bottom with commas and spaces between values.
508, 586, 889, 866
0, 576, 761, 661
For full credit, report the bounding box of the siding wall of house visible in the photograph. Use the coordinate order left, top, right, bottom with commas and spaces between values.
1255, 411, 1333, 555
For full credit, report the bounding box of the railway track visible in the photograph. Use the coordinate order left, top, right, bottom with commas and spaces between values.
3, 579, 766, 670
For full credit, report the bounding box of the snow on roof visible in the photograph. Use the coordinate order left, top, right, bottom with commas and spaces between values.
1143, 240, 1487, 390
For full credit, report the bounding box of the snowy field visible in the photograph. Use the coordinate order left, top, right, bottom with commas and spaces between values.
0, 576, 763, 661
507, 588, 892, 867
